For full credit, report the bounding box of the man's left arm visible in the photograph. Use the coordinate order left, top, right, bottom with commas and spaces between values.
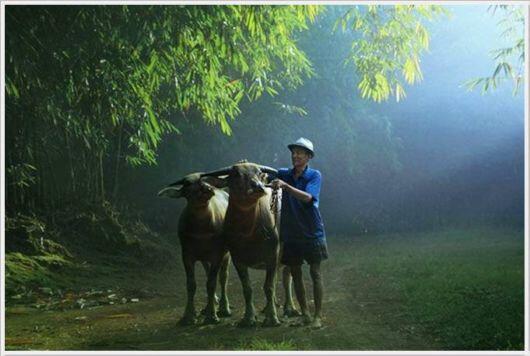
303, 170, 322, 205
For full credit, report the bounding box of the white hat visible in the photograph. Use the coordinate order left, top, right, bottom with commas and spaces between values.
288, 137, 314, 157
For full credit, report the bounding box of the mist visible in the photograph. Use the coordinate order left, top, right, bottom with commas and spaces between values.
140, 5, 524, 236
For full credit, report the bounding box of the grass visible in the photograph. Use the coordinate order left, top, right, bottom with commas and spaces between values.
335, 227, 524, 350
236, 337, 298, 350
5, 252, 75, 293
5, 226, 524, 350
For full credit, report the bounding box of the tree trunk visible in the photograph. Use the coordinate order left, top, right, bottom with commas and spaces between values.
65, 130, 76, 195
112, 121, 123, 202
99, 150, 105, 201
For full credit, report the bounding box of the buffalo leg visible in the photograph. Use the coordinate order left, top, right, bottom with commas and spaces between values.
260, 272, 281, 314
282, 266, 301, 317
200, 261, 219, 315
218, 254, 232, 317
201, 262, 219, 302
203, 260, 221, 324
262, 265, 281, 327
180, 257, 197, 325
234, 262, 257, 327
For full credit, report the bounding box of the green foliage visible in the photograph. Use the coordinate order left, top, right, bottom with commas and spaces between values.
465, 5, 525, 95
5, 252, 74, 294
6, 5, 319, 167
5, 213, 76, 297
339, 5, 447, 102
7, 163, 37, 189
5, 5, 321, 208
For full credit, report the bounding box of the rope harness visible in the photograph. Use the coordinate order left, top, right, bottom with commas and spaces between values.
269, 186, 282, 230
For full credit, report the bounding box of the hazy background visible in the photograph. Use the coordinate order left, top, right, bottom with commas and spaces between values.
139, 5, 524, 235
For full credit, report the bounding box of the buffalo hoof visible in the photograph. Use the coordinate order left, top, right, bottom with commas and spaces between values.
178, 314, 197, 326
283, 307, 302, 318
310, 317, 323, 329
218, 307, 232, 318
262, 316, 282, 327
289, 315, 312, 327
301, 314, 312, 325
237, 316, 258, 328
203, 314, 221, 325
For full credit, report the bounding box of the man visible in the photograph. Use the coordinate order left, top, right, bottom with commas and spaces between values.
271, 137, 328, 329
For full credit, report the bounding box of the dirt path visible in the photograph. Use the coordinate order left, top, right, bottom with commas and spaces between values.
7, 289, 431, 351
6, 237, 440, 351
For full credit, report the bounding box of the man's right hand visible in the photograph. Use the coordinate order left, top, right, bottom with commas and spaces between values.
270, 179, 286, 190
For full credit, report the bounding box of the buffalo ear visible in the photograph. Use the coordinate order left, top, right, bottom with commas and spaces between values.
157, 186, 184, 199
201, 176, 228, 189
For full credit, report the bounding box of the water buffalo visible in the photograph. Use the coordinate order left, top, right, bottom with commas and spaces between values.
158, 173, 231, 325
201, 162, 288, 327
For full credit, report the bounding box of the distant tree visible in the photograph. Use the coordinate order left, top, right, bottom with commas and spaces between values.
6, 6, 320, 166
465, 5, 525, 94
5, 4, 445, 210
5, 5, 321, 206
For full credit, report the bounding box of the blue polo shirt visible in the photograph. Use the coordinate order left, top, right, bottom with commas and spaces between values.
276, 166, 326, 243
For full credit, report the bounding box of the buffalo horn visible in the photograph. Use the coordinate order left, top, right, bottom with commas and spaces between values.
258, 165, 278, 175
169, 178, 186, 186
201, 167, 232, 177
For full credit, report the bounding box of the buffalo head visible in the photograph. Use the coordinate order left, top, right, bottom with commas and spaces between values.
158, 173, 226, 206
201, 162, 277, 201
